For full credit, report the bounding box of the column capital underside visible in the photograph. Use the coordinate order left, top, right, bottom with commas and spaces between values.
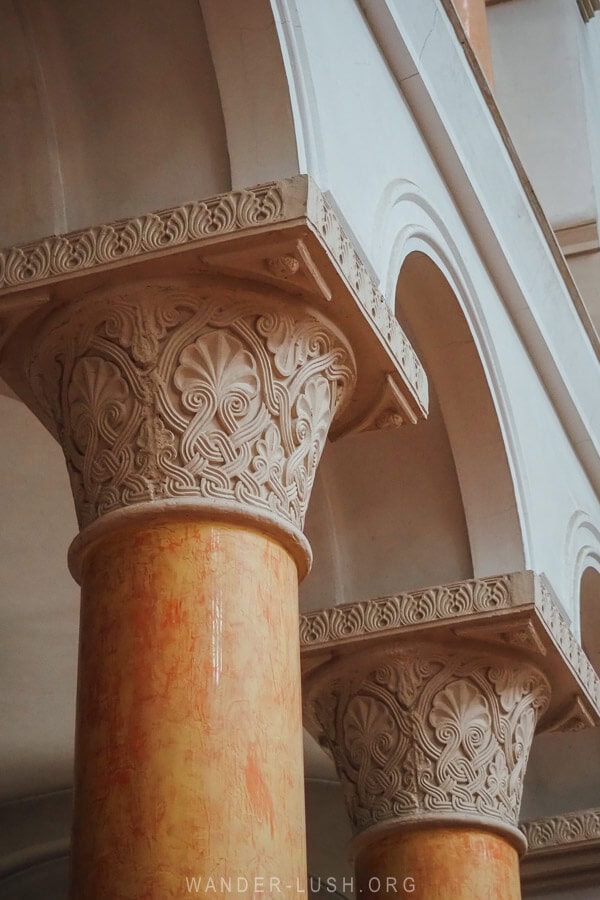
0, 176, 428, 435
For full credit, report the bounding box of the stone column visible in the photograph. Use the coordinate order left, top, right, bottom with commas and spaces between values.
305, 641, 551, 899
19, 277, 357, 899
0, 176, 428, 898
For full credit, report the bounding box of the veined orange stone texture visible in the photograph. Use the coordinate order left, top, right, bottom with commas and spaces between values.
355, 827, 521, 899
453, 0, 494, 84
70, 519, 307, 898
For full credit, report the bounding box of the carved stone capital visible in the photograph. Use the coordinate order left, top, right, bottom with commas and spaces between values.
301, 573, 600, 854
304, 642, 550, 852
12, 278, 356, 574
0, 176, 428, 437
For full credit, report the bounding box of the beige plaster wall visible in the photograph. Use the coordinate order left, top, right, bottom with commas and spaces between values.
0, 0, 231, 247
302, 392, 473, 611
0, 395, 78, 801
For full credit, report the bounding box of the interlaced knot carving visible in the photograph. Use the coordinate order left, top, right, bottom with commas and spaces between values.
307, 645, 550, 836
26, 281, 356, 531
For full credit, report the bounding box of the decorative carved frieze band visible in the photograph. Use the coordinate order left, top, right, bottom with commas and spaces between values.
300, 575, 512, 646
538, 581, 600, 709
522, 808, 600, 852
0, 177, 428, 425
0, 186, 284, 290
304, 643, 550, 850
308, 191, 425, 411
300, 572, 600, 730
24, 280, 356, 546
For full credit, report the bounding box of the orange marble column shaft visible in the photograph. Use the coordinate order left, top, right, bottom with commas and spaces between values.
70, 519, 306, 899
355, 828, 520, 900
453, 0, 494, 84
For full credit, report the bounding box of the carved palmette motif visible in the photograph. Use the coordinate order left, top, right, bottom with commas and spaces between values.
0, 185, 284, 289
522, 807, 600, 851
300, 576, 512, 646
308, 646, 550, 835
26, 281, 356, 530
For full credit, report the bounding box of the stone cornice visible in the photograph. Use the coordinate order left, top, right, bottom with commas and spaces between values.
300, 572, 600, 734
300, 573, 514, 646
555, 221, 600, 257
521, 808, 600, 853
0, 177, 427, 439
520, 807, 600, 894
0, 184, 285, 293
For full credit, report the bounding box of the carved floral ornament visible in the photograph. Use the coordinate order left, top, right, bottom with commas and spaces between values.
22, 280, 356, 554
522, 807, 600, 851
300, 576, 514, 645
304, 643, 550, 851
0, 178, 428, 418
0, 186, 285, 289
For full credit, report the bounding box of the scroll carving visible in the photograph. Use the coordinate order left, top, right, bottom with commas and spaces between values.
313, 191, 425, 405
306, 645, 550, 840
25, 281, 356, 533
0, 177, 428, 419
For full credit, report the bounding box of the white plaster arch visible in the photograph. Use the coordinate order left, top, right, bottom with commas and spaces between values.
270, 0, 328, 186
565, 510, 600, 632
200, 0, 328, 189
376, 180, 532, 577
200, 0, 303, 190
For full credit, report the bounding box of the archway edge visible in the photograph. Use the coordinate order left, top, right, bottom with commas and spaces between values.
566, 511, 600, 629
376, 179, 531, 576
200, 0, 303, 189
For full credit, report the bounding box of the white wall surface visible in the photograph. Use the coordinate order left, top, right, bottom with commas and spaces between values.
488, 0, 596, 229
272, 0, 600, 620
523, 728, 600, 820
580, 13, 600, 224
302, 392, 473, 611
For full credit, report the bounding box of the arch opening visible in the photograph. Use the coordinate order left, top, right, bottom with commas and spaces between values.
581, 565, 600, 673
393, 250, 525, 580
301, 249, 525, 613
